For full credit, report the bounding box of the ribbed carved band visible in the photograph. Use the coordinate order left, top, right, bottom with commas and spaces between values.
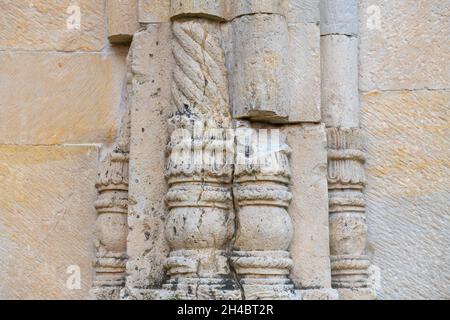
327, 128, 370, 289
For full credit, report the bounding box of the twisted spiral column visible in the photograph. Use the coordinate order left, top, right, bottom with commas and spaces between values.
161, 18, 240, 300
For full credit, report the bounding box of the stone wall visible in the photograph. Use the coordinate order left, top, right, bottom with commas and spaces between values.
0, 0, 128, 299
0, 0, 448, 300
359, 0, 450, 300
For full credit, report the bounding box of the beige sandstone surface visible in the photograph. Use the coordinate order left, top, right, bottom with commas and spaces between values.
0, 0, 448, 300
362, 90, 450, 299
358, 0, 450, 300
0, 49, 128, 145
1, 0, 106, 52
0, 146, 98, 299
359, 0, 450, 91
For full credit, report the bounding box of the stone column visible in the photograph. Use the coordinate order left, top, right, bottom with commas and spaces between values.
91, 142, 129, 300
229, 0, 290, 123
231, 124, 298, 299
157, 0, 241, 300
106, 0, 139, 44
225, 0, 298, 299
321, 0, 376, 300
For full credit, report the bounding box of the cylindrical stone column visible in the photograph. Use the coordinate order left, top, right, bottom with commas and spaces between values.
91, 148, 129, 300
321, 0, 375, 300
159, 0, 241, 299
231, 125, 298, 299
229, 1, 290, 123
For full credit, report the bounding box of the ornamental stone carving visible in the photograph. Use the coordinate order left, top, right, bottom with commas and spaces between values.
327, 128, 370, 289
91, 58, 132, 300
158, 11, 241, 299
91, 132, 130, 300
90, 0, 377, 301
321, 0, 376, 300
232, 124, 298, 299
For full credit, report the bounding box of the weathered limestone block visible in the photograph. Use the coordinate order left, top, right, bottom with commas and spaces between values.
0, 0, 106, 51
107, 0, 139, 44
287, 0, 320, 23
286, 124, 334, 291
139, 0, 321, 23
361, 90, 450, 299
230, 14, 290, 123
321, 35, 360, 128
227, 0, 285, 20
0, 146, 98, 299
138, 0, 171, 23
320, 0, 358, 36
288, 23, 321, 122
122, 24, 172, 297
171, 0, 226, 20
337, 288, 376, 300
300, 288, 339, 300
359, 0, 450, 91
232, 123, 298, 300
0, 49, 128, 145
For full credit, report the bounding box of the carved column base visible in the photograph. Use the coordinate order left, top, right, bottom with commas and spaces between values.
91, 254, 127, 300
238, 279, 300, 300
123, 282, 241, 300
331, 255, 370, 289
299, 288, 339, 300
231, 251, 299, 300
160, 278, 242, 300
90, 287, 123, 300
337, 288, 376, 300
158, 248, 242, 300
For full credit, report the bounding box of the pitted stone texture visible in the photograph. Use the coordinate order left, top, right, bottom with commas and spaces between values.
359, 0, 450, 91
124, 24, 172, 291
0, 0, 106, 51
138, 0, 171, 23
107, 0, 139, 44
362, 90, 450, 299
0, 49, 128, 145
286, 124, 333, 289
0, 146, 98, 299
300, 288, 339, 300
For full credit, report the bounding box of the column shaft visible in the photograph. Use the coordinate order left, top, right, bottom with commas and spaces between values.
321, 0, 376, 299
